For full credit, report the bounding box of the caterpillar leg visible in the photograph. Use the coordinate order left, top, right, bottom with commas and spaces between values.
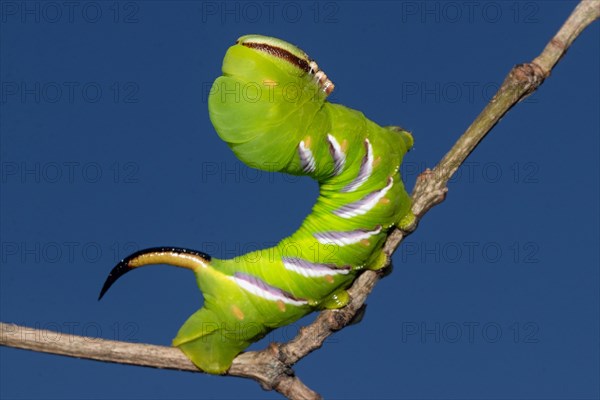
173, 307, 267, 374
398, 210, 416, 231
319, 289, 350, 309
367, 251, 389, 271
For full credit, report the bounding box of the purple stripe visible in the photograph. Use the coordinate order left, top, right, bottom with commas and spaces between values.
342, 139, 372, 192
334, 177, 393, 218
327, 134, 345, 176
313, 226, 382, 246
298, 141, 315, 173
282, 257, 350, 277
233, 272, 304, 303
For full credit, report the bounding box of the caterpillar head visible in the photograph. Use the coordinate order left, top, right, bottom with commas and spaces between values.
234, 34, 334, 95
208, 35, 333, 171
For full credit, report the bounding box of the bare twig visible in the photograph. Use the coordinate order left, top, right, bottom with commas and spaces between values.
0, 322, 320, 400
2, 1, 598, 399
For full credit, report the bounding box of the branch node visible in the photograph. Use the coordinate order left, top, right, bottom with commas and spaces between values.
326, 310, 347, 331
512, 63, 547, 96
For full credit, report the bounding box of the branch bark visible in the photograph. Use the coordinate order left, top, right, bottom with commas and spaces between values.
2, 1, 599, 399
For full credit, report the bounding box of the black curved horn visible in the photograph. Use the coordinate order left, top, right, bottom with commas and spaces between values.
98, 247, 211, 300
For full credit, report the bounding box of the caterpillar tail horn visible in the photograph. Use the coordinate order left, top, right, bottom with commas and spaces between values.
98, 247, 212, 300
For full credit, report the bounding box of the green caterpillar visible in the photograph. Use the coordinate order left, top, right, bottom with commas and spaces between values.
99, 34, 414, 374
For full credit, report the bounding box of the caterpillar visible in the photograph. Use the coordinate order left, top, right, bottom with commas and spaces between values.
99, 34, 415, 374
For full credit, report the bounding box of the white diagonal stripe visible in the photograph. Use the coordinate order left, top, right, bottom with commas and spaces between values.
298, 140, 316, 173
232, 274, 307, 306
327, 134, 346, 176
342, 139, 373, 192
313, 226, 382, 246
282, 257, 350, 278
334, 177, 393, 219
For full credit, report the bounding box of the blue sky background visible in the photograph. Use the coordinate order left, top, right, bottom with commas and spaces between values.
1, 1, 598, 399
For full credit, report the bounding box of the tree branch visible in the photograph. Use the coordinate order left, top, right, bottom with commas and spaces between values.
2, 1, 598, 399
